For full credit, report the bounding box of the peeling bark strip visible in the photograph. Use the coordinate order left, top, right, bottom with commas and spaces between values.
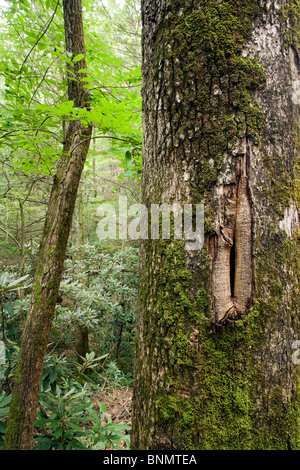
132, 0, 300, 450
212, 140, 253, 324
4, 0, 92, 450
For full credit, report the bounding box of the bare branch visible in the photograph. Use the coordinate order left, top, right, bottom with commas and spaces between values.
0, 225, 21, 249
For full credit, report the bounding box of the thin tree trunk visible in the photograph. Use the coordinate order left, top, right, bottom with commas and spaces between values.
71, 188, 89, 362
93, 125, 98, 198
115, 323, 123, 363
4, 0, 92, 450
18, 199, 25, 300
71, 191, 84, 247
132, 0, 300, 450
75, 324, 90, 362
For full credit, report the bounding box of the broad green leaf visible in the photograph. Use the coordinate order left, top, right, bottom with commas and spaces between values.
0, 407, 9, 418
73, 54, 84, 62
3, 303, 14, 317
80, 77, 93, 82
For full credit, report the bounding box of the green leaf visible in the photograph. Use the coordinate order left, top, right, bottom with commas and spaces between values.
0, 407, 10, 418
50, 368, 58, 384
73, 54, 84, 62
0, 395, 11, 408
80, 77, 93, 82
7, 322, 17, 336
3, 303, 14, 316
100, 402, 106, 414
6, 274, 29, 289
0, 422, 6, 433
125, 150, 132, 168
54, 426, 63, 439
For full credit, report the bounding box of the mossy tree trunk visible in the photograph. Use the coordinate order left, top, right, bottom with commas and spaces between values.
132, 0, 300, 450
4, 0, 92, 450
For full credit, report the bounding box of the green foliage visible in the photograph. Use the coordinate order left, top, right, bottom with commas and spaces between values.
35, 385, 92, 450
75, 351, 109, 376
0, 272, 29, 292
0, 0, 142, 177
53, 243, 138, 372
0, 0, 140, 450
84, 403, 131, 450
41, 353, 70, 394
0, 346, 132, 449
0, 271, 31, 360
35, 380, 131, 450
0, 244, 136, 448
0, 394, 11, 447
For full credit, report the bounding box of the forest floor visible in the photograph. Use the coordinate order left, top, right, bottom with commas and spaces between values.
93, 386, 132, 449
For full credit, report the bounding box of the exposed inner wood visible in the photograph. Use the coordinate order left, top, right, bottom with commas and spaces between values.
212, 151, 253, 324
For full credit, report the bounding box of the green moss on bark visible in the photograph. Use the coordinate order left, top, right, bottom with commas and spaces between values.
133, 0, 300, 450
153, 0, 265, 198
281, 0, 300, 57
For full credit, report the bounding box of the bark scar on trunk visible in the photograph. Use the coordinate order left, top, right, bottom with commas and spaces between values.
212, 142, 253, 325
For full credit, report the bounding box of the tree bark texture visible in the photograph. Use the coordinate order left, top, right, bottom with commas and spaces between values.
4, 0, 92, 450
132, 0, 300, 450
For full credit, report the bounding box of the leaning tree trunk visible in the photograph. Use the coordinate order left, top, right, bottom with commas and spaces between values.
4, 0, 92, 450
132, 0, 300, 450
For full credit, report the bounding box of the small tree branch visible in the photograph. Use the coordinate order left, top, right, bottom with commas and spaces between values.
70, 134, 129, 154
15, 0, 60, 80
0, 225, 21, 249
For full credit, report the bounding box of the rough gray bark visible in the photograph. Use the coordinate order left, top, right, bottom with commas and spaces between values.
132, 0, 300, 450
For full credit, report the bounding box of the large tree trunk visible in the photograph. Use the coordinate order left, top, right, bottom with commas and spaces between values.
132, 0, 300, 450
4, 0, 92, 450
